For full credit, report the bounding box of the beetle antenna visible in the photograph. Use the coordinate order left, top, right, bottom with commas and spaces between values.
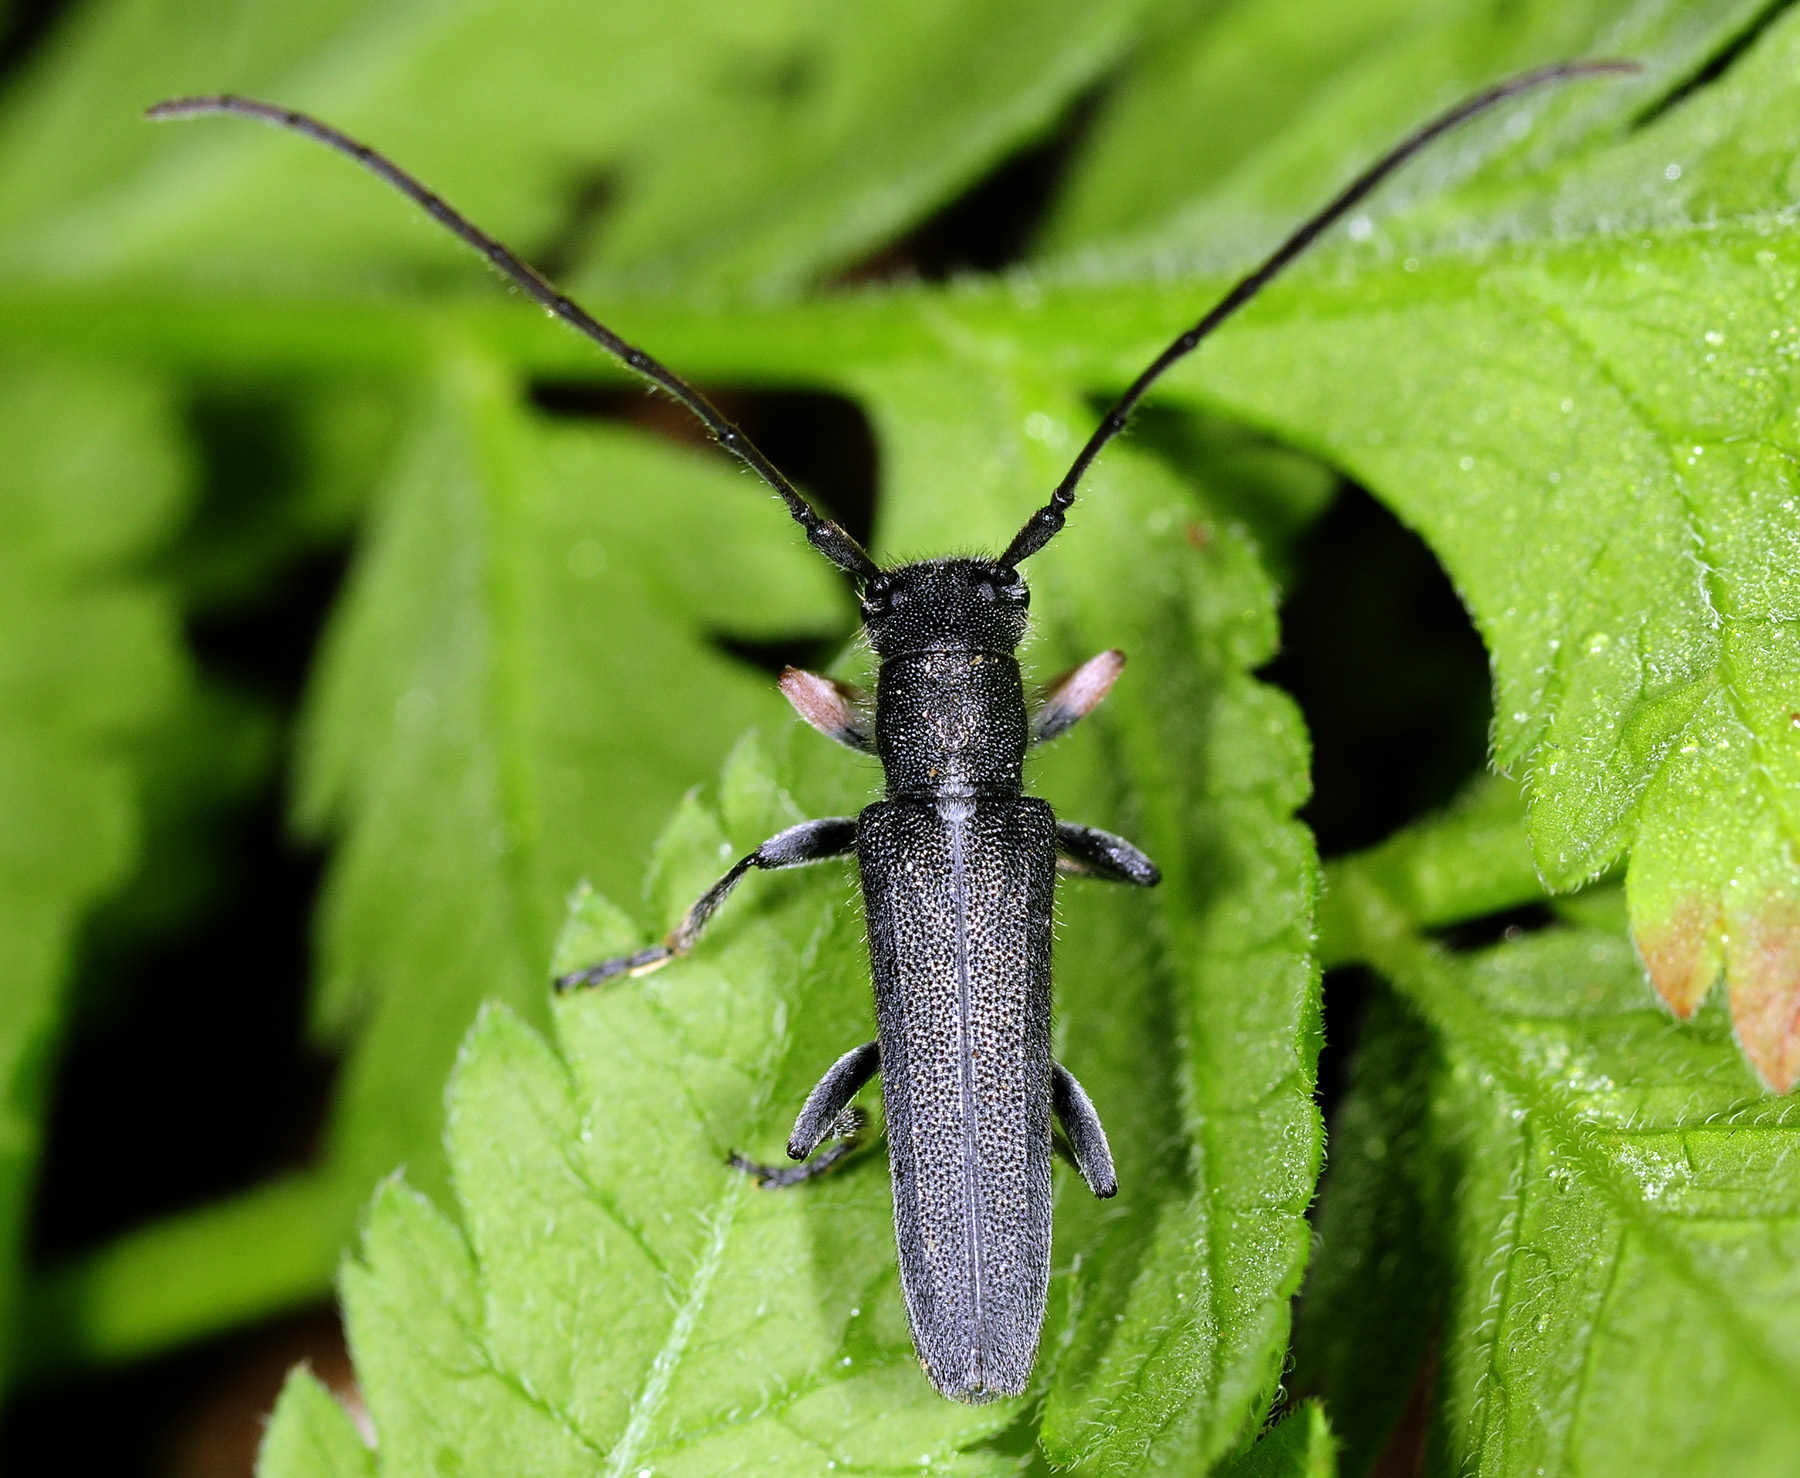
146, 95, 881, 581
1001, 57, 1640, 567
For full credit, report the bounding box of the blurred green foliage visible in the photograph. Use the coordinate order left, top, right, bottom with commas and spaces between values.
0, 0, 1794, 1474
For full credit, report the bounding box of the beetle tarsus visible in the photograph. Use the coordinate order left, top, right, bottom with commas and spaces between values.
732, 1107, 870, 1188
554, 943, 671, 992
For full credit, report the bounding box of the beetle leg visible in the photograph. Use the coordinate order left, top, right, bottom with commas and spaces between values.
788, 1040, 881, 1159
731, 1106, 873, 1188
1030, 649, 1125, 744
1052, 1062, 1117, 1198
730, 1039, 880, 1188
1055, 820, 1161, 886
780, 668, 876, 753
554, 816, 859, 991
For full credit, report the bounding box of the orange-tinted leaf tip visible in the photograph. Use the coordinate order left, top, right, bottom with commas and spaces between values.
1727, 897, 1800, 1095
1634, 895, 1723, 1019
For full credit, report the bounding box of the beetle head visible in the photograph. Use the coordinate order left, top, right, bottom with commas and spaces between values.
860, 558, 1030, 657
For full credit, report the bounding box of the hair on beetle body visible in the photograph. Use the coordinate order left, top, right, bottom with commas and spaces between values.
148, 56, 1635, 1402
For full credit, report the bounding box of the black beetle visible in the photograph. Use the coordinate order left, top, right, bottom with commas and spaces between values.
150, 58, 1632, 1402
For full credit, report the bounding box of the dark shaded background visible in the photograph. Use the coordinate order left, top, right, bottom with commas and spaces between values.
0, 9, 1491, 1472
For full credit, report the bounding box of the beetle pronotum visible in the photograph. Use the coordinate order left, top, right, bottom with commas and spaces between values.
151, 57, 1633, 1401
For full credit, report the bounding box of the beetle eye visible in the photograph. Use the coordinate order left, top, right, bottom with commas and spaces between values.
860, 578, 890, 616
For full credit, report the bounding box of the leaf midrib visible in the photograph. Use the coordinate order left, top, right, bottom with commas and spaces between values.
1380, 925, 1800, 1395
603, 1180, 744, 1478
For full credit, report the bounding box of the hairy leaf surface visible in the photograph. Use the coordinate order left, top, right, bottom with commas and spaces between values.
1306, 907, 1800, 1477
1052, 12, 1800, 1087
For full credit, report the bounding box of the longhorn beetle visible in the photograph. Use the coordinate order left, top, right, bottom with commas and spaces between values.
153, 58, 1633, 1403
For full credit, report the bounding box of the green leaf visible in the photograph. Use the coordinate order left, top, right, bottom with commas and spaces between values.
0, 0, 1148, 298
277, 693, 1313, 1475
572, 0, 1153, 297
28, 348, 850, 1366
771, 0, 1800, 1091
20, 3, 1796, 1450
12, 1, 1799, 1106
0, 0, 837, 281
1042, 0, 1453, 259
1218, 1401, 1337, 1478
4, 0, 1330, 1377
258, 1368, 375, 1478
0, 361, 189, 1390
296, 349, 847, 1050
837, 358, 1322, 1471
1311, 868, 1800, 1478
1039, 0, 1768, 269
1088, 13, 1800, 1088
